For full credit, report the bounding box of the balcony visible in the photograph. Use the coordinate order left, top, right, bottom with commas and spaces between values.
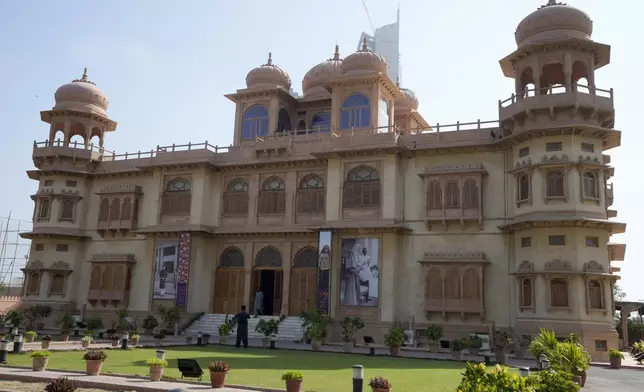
32, 139, 110, 165
498, 84, 614, 122
308, 126, 400, 158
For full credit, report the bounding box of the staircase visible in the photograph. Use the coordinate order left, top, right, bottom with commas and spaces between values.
185, 314, 304, 341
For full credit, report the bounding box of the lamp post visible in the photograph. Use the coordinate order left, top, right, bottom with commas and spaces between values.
120, 332, 129, 349
196, 332, 203, 346
352, 365, 364, 392
270, 334, 277, 350
519, 367, 530, 377
12, 334, 23, 354
156, 350, 166, 360
0, 340, 9, 364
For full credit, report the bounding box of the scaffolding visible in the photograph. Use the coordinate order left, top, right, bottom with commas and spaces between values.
0, 212, 31, 290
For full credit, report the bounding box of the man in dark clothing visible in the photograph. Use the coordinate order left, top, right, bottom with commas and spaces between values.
234, 305, 251, 348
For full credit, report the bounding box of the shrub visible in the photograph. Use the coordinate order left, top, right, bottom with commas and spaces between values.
146, 358, 168, 367
384, 327, 407, 348
609, 349, 625, 359
86, 317, 103, 331
30, 350, 51, 358
44, 377, 78, 392
458, 363, 535, 392
531, 369, 580, 392
218, 322, 232, 336
281, 371, 303, 381
530, 328, 558, 359
208, 361, 230, 372
451, 339, 467, 351
25, 330, 37, 338
368, 376, 392, 389
41, 334, 52, 341
469, 335, 483, 349
81, 336, 93, 343
340, 316, 365, 343
255, 319, 280, 337
426, 324, 444, 342
142, 315, 159, 330
130, 333, 140, 339
83, 349, 107, 361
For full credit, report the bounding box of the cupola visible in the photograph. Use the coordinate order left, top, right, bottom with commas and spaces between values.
515, 1, 593, 47
54, 68, 110, 117
341, 38, 388, 76
302, 45, 343, 97
245, 53, 292, 90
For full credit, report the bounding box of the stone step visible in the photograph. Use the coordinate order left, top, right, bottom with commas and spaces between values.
185, 314, 304, 341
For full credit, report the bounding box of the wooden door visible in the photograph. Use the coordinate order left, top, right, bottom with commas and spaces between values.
289, 268, 317, 315
214, 268, 244, 314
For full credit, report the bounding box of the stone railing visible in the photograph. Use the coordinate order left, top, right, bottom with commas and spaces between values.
499, 84, 614, 108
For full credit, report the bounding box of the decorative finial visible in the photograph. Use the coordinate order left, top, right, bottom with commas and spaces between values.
362, 37, 368, 51
333, 44, 340, 60
72, 66, 95, 85
82, 67, 88, 81
266, 52, 273, 66
541, 0, 564, 8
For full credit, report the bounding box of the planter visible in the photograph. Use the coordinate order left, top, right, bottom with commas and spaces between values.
32, 357, 49, 371
580, 371, 587, 387
311, 339, 322, 351
452, 351, 464, 361
85, 360, 103, 376
111, 339, 119, 347
468, 348, 479, 356
571, 375, 582, 385
343, 342, 353, 353
149, 365, 164, 381
41, 341, 51, 350
218, 335, 228, 345
371, 388, 391, 392
515, 347, 526, 360
131, 337, 140, 346
81, 341, 90, 348
25, 335, 36, 343
495, 351, 508, 365
285, 379, 303, 392
61, 335, 69, 342
609, 357, 622, 369
262, 337, 271, 348
389, 346, 400, 356
428, 342, 440, 353
209, 371, 227, 388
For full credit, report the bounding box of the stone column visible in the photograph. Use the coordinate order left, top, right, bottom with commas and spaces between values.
280, 241, 292, 316
621, 307, 628, 349
564, 52, 572, 92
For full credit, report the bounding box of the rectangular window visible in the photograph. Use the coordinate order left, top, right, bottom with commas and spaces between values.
549, 235, 566, 246
585, 236, 599, 247
518, 147, 529, 157
595, 340, 608, 351
44, 180, 53, 186
65, 180, 78, 187
56, 244, 69, 252
34, 243, 44, 251
546, 142, 563, 152
521, 237, 531, 248
581, 143, 595, 153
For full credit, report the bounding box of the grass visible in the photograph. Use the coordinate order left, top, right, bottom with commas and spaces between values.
5, 346, 470, 392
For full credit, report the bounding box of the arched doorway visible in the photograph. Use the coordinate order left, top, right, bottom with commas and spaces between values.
214, 247, 245, 314
251, 247, 283, 316
289, 247, 318, 316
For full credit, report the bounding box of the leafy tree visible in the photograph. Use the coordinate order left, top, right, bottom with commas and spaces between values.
613, 284, 626, 301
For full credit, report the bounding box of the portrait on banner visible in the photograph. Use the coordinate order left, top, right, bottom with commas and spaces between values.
339, 237, 379, 307
153, 239, 179, 300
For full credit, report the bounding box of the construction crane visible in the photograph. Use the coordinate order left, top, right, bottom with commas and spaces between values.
361, 0, 376, 34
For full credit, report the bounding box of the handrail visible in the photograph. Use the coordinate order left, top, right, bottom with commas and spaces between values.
499, 84, 614, 108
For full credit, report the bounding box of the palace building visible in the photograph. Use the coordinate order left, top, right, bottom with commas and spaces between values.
21, 1, 625, 361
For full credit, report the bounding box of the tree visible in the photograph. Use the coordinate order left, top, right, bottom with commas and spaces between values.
613, 284, 626, 301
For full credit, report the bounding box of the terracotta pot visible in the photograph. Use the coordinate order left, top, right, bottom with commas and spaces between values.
149, 365, 164, 381
218, 335, 228, 345
210, 371, 227, 388
61, 335, 69, 342
343, 342, 353, 353
86, 360, 103, 376
609, 357, 622, 369
452, 350, 464, 361
285, 379, 303, 392
111, 339, 119, 347
372, 388, 390, 392
389, 346, 400, 356
32, 357, 49, 371
81, 341, 90, 348
131, 337, 139, 346
571, 375, 582, 385
468, 348, 479, 356
311, 340, 322, 351
428, 342, 440, 353
41, 341, 51, 350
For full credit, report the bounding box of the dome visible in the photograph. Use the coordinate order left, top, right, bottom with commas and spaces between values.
54, 68, 109, 116
341, 38, 387, 76
302, 45, 343, 96
515, 1, 593, 47
395, 85, 419, 110
245, 53, 292, 89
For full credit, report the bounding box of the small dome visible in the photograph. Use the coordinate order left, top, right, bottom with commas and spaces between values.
245, 53, 292, 89
302, 45, 343, 96
515, 1, 593, 47
341, 38, 387, 76
54, 68, 109, 116
395, 84, 419, 110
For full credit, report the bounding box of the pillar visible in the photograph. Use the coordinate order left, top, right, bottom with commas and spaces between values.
564, 52, 572, 91
621, 307, 628, 349
280, 241, 292, 316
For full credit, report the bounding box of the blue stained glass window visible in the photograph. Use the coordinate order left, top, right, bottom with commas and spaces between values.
340, 93, 370, 130
311, 112, 331, 133
242, 105, 269, 139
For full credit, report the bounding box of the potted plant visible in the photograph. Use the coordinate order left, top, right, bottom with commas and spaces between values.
218, 323, 232, 344
81, 336, 92, 348
24, 305, 52, 331
514, 335, 531, 360
468, 335, 482, 356
57, 312, 74, 342
255, 318, 280, 348
341, 316, 365, 353
299, 309, 331, 344
128, 332, 139, 346
83, 349, 107, 375
87, 317, 103, 334
282, 371, 304, 392
208, 360, 230, 388
44, 377, 78, 392
309, 323, 326, 351
41, 334, 52, 349
451, 339, 467, 361
7, 310, 23, 330
147, 358, 168, 381
384, 326, 407, 356
493, 330, 512, 365
109, 334, 120, 347
153, 333, 165, 346
529, 329, 559, 367
609, 349, 624, 369
368, 376, 392, 392
24, 330, 37, 343
156, 304, 182, 334
142, 315, 159, 335
426, 324, 443, 353
203, 333, 211, 345
30, 350, 51, 371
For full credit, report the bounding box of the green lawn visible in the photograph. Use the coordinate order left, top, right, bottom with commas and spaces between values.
6, 346, 469, 392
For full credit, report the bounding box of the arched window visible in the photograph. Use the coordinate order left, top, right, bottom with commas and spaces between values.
49, 273, 65, 295
101, 266, 114, 291
223, 179, 249, 215
293, 247, 318, 268
27, 272, 41, 294
276, 108, 291, 133
297, 175, 325, 214
340, 93, 370, 130
38, 198, 51, 219
121, 197, 132, 220
220, 247, 245, 268
162, 178, 192, 215
109, 197, 121, 222
445, 180, 460, 208
462, 269, 480, 300
463, 179, 479, 209
255, 246, 283, 268
98, 198, 110, 222
60, 198, 75, 220
90, 266, 101, 290
518, 174, 530, 201
113, 266, 125, 290
445, 267, 461, 300
521, 279, 533, 308
426, 268, 442, 300
343, 166, 380, 208
427, 180, 442, 210
242, 105, 269, 139
583, 172, 598, 199
546, 170, 565, 197
311, 112, 331, 133
589, 280, 603, 309
550, 278, 569, 307
258, 177, 286, 214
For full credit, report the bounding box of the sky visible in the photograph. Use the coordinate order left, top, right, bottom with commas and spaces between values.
0, 0, 641, 299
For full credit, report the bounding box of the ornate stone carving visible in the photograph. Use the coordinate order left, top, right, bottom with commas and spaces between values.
90, 253, 136, 263
544, 259, 572, 272
541, 154, 569, 163
422, 251, 487, 262
514, 158, 532, 170
24, 260, 44, 270
99, 184, 142, 193
584, 260, 604, 273
517, 260, 535, 272
422, 163, 486, 174
579, 155, 601, 165
49, 261, 71, 270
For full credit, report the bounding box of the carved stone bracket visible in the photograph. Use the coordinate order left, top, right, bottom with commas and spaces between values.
544, 259, 573, 272
419, 251, 488, 264
89, 253, 137, 263
97, 184, 143, 195
420, 163, 487, 176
